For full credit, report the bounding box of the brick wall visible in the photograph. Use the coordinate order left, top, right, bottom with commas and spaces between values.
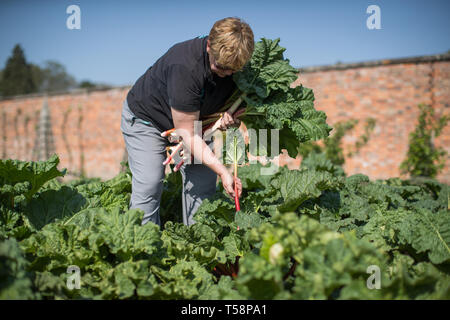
292, 56, 450, 183
0, 87, 129, 181
0, 55, 449, 183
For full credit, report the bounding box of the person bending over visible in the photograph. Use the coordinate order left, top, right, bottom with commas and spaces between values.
121, 17, 254, 226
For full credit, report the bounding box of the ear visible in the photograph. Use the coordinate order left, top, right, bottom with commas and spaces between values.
206, 40, 210, 53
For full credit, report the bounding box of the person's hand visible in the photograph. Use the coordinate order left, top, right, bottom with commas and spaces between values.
220, 170, 242, 199
218, 111, 241, 130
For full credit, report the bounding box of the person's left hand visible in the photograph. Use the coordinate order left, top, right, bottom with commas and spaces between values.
218, 112, 241, 130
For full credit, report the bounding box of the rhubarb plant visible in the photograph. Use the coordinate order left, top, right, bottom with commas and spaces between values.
220, 38, 332, 158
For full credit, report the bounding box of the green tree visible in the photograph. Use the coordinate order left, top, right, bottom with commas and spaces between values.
400, 104, 449, 178
30, 63, 44, 92
36, 61, 77, 93
0, 44, 36, 97
78, 80, 97, 89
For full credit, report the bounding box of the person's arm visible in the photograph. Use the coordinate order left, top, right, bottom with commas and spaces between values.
171, 107, 242, 199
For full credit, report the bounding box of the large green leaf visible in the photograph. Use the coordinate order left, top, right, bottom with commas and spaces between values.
24, 186, 87, 231
76, 172, 131, 212
225, 128, 245, 166
89, 208, 163, 263
231, 38, 331, 159
259, 60, 298, 94
198, 276, 246, 299
150, 260, 215, 299
161, 222, 227, 265
271, 169, 343, 212
242, 85, 331, 158
399, 209, 450, 264
251, 38, 286, 69
20, 221, 94, 272
0, 154, 66, 201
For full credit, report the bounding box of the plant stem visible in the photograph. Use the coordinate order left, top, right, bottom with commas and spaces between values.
283, 258, 298, 281
234, 136, 241, 212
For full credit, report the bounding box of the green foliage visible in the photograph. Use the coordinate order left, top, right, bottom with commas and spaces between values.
348, 118, 376, 157
78, 80, 97, 89
323, 119, 358, 166
1, 40, 449, 300
225, 128, 246, 166
33, 61, 77, 93
0, 238, 35, 299
0, 44, 82, 97
160, 170, 184, 226
300, 152, 346, 177
299, 117, 376, 167
0, 154, 66, 205
400, 104, 449, 178
271, 169, 343, 212
161, 222, 227, 266
232, 38, 332, 158
24, 187, 87, 232
0, 155, 448, 299
362, 208, 450, 265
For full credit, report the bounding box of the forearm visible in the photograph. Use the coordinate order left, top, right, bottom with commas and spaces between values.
170, 107, 230, 177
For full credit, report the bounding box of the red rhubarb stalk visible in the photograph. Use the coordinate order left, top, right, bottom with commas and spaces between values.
233, 135, 241, 231
161, 128, 175, 137
162, 142, 183, 166
234, 164, 240, 212
173, 160, 184, 172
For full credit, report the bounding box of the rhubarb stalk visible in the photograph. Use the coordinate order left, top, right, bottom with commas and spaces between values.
233, 135, 241, 213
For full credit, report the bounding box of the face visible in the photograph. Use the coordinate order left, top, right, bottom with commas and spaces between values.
207, 41, 236, 78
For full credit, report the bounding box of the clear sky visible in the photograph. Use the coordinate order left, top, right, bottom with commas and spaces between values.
1, 0, 449, 86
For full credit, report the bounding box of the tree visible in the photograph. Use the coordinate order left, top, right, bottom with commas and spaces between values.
0, 44, 36, 97
400, 104, 449, 178
36, 61, 77, 93
30, 63, 44, 92
79, 80, 96, 89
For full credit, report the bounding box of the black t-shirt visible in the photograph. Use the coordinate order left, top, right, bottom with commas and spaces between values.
126, 36, 236, 132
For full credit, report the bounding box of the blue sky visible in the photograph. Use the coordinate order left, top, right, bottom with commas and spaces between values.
1, 0, 449, 86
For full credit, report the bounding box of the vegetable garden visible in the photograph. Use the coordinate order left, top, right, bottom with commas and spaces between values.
0, 39, 449, 300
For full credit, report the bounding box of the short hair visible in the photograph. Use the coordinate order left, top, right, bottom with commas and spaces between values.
208, 17, 254, 72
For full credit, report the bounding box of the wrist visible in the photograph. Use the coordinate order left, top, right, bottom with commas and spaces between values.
217, 165, 229, 178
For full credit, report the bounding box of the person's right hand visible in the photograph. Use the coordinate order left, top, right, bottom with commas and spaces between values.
218, 111, 241, 131
220, 170, 242, 199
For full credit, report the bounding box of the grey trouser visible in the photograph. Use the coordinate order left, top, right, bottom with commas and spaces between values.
120, 99, 217, 226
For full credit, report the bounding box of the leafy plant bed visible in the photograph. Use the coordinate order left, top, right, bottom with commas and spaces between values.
1, 155, 449, 299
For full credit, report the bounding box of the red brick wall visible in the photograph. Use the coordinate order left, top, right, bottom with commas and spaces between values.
0, 88, 129, 181
0, 60, 448, 183
291, 60, 449, 183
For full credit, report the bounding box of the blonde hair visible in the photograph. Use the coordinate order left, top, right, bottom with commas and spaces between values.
208, 17, 254, 71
